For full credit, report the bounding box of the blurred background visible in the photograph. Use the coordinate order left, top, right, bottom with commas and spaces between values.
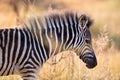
0, 0, 120, 80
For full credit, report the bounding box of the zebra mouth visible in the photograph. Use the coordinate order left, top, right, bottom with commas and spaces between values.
80, 52, 97, 69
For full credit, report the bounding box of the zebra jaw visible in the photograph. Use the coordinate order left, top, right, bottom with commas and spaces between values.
80, 52, 97, 69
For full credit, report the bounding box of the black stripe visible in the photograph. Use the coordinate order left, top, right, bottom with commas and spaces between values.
22, 74, 35, 79
71, 13, 76, 44
0, 29, 6, 73
19, 29, 31, 65
0, 30, 4, 70
16, 29, 25, 64
6, 29, 14, 75
27, 28, 43, 64
1, 29, 10, 75
65, 15, 72, 46
12, 29, 18, 62
0, 30, 3, 47
55, 15, 62, 41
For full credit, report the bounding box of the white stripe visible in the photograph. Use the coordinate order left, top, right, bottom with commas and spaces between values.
77, 38, 85, 55
31, 32, 44, 63
75, 26, 83, 50
66, 15, 74, 49
14, 29, 21, 65
0, 47, 2, 69
47, 17, 53, 38
35, 17, 47, 62
0, 29, 10, 75
58, 17, 64, 52
31, 50, 42, 68
73, 15, 79, 50
25, 30, 40, 65
26, 19, 43, 63
50, 18, 58, 56
2, 29, 5, 47
4, 29, 16, 74
18, 29, 27, 67
32, 18, 44, 62
43, 18, 53, 57
45, 17, 52, 56
55, 18, 60, 33
63, 15, 69, 50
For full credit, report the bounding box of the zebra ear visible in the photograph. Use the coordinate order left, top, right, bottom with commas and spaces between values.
79, 14, 93, 28
87, 17, 93, 28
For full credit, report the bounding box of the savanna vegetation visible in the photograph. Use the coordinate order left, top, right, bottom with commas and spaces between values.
0, 0, 120, 80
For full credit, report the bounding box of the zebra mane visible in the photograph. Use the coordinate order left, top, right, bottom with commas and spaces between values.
45, 11, 93, 28
23, 11, 93, 30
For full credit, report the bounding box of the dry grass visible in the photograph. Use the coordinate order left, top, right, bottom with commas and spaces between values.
38, 31, 120, 80
0, 0, 120, 80
0, 32, 120, 80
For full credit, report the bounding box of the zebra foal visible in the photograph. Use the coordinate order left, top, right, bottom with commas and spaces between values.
0, 11, 97, 80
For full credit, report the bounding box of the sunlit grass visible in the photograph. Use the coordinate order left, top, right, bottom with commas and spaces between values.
38, 31, 120, 80
0, 75, 20, 80
0, 0, 120, 80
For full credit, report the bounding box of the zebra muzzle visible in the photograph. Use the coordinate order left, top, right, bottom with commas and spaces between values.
80, 52, 97, 69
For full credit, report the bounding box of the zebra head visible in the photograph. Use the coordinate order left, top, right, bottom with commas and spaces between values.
61, 12, 97, 69
26, 11, 97, 69
76, 14, 97, 69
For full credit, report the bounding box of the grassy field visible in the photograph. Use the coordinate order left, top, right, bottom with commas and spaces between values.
0, 0, 120, 80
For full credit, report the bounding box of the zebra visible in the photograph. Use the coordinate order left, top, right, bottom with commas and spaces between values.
0, 11, 97, 80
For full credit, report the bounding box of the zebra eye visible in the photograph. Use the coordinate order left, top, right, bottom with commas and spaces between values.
79, 14, 93, 29
85, 39, 91, 44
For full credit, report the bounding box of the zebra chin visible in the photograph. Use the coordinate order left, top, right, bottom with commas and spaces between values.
80, 52, 97, 69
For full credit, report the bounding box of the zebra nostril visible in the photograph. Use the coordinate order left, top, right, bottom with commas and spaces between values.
85, 57, 97, 68
80, 52, 97, 69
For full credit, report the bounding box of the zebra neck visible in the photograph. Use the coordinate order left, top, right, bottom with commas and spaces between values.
44, 35, 64, 58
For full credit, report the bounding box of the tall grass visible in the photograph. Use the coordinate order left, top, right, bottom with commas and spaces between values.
38, 31, 120, 80
0, 31, 120, 80
0, 0, 120, 80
